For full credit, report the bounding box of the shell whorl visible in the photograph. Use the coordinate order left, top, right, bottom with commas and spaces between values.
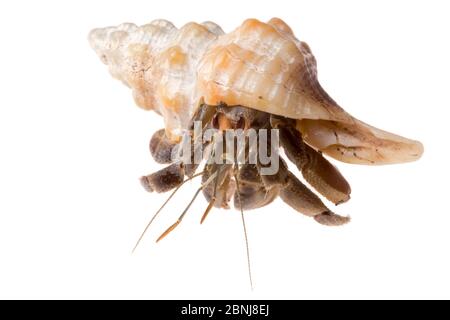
89, 19, 224, 140
197, 18, 350, 122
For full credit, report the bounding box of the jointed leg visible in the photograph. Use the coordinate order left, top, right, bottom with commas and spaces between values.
234, 164, 278, 210
258, 155, 349, 226
142, 104, 219, 193
140, 162, 185, 193
149, 129, 178, 164
280, 171, 349, 226
300, 141, 351, 205
275, 120, 351, 205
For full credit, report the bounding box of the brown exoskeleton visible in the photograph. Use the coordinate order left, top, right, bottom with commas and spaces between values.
141, 104, 350, 232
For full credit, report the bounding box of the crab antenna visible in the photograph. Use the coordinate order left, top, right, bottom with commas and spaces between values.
200, 164, 222, 224
233, 162, 254, 290
200, 200, 215, 224
155, 187, 202, 243
132, 171, 204, 253
155, 170, 218, 242
200, 135, 221, 224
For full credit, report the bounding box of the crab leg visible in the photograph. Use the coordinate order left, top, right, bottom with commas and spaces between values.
280, 171, 349, 226
278, 125, 351, 205
233, 164, 278, 210
149, 129, 178, 164
140, 162, 185, 193
258, 156, 349, 226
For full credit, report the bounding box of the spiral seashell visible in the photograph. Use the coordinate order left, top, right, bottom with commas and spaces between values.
89, 18, 423, 164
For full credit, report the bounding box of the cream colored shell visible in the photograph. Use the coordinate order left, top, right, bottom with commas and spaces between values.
89, 18, 423, 165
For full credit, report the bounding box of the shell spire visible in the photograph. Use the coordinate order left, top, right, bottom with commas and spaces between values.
89, 19, 224, 141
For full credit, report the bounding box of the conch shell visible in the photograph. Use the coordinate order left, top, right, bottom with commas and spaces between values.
89, 18, 423, 165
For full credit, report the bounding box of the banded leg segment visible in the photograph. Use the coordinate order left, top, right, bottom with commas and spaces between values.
149, 129, 178, 164
140, 162, 185, 193
278, 125, 351, 205
257, 155, 349, 226
233, 164, 279, 211
280, 171, 350, 226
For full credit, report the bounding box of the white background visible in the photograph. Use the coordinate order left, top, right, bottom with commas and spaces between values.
0, 0, 449, 299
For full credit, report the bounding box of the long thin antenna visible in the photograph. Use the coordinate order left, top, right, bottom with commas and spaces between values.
155, 187, 202, 242
155, 170, 218, 242
200, 164, 222, 224
200, 200, 215, 224
200, 135, 220, 224
233, 165, 254, 290
132, 171, 203, 253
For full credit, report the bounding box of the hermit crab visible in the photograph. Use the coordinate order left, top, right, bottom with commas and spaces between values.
89, 18, 423, 286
